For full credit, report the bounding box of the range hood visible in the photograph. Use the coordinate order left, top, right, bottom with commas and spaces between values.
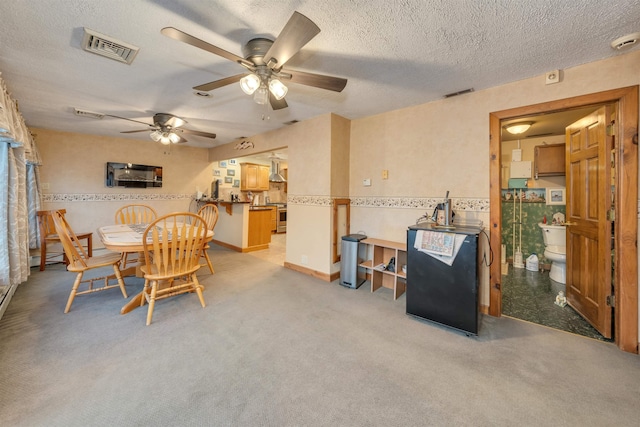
269, 160, 286, 183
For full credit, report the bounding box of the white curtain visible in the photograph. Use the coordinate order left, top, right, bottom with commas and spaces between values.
0, 73, 40, 288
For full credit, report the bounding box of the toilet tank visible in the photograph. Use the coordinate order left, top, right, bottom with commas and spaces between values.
538, 223, 566, 247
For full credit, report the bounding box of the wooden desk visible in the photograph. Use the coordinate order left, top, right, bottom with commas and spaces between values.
98, 223, 213, 314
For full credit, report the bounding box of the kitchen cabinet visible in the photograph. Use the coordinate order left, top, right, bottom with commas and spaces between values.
241, 163, 269, 191
534, 143, 565, 178
268, 206, 277, 233
359, 238, 407, 300
248, 208, 272, 249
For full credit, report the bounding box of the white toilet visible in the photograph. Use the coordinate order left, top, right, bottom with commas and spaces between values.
538, 223, 566, 284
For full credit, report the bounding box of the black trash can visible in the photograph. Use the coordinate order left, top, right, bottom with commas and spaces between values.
340, 234, 368, 289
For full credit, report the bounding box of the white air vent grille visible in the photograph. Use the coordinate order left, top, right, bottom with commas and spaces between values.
74, 108, 104, 119
82, 28, 139, 64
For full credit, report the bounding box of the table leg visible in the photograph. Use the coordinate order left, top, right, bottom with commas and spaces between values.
120, 291, 146, 314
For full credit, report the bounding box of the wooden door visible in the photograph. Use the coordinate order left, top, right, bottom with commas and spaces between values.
565, 106, 612, 338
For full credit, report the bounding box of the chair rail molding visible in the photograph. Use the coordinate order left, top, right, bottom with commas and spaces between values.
41, 193, 192, 202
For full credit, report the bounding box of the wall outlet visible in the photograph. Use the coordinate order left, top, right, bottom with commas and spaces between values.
545, 70, 560, 85
301, 255, 308, 265
363, 178, 371, 186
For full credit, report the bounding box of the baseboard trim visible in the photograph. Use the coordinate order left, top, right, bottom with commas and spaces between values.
284, 262, 338, 282
479, 304, 489, 315
212, 240, 242, 252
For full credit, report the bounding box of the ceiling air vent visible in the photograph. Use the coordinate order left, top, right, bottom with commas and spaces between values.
444, 88, 474, 98
283, 120, 299, 125
82, 28, 139, 64
73, 108, 104, 119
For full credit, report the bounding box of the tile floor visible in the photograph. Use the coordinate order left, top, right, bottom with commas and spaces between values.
247, 233, 286, 265
501, 265, 612, 342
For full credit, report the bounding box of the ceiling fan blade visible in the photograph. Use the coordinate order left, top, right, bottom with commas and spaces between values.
193, 74, 245, 91
286, 69, 347, 92
176, 135, 188, 143
104, 114, 152, 126
181, 129, 217, 139
161, 27, 253, 67
120, 129, 153, 134
263, 11, 320, 70
269, 92, 288, 110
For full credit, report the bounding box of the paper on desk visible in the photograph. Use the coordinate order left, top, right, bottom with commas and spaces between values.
414, 230, 467, 266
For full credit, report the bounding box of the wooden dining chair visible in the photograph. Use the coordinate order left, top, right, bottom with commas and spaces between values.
114, 204, 157, 225
51, 210, 128, 313
196, 203, 219, 274
37, 209, 93, 271
140, 212, 208, 325
114, 204, 157, 268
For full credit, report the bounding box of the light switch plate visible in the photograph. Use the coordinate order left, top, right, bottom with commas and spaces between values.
363, 178, 371, 186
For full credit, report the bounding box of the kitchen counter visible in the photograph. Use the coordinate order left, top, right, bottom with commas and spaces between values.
206, 201, 271, 252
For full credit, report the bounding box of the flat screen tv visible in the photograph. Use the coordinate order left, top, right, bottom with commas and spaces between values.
106, 162, 162, 188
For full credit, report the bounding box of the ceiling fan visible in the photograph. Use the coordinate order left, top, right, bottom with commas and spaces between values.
161, 11, 347, 110
106, 113, 217, 144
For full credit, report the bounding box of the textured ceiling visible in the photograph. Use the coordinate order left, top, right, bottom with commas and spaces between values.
0, 0, 639, 148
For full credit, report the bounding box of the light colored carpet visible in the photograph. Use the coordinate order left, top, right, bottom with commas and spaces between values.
0, 244, 638, 426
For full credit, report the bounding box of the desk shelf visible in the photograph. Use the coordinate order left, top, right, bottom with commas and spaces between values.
358, 238, 407, 300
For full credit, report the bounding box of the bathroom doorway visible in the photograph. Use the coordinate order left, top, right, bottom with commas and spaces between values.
488, 86, 638, 353
498, 107, 610, 341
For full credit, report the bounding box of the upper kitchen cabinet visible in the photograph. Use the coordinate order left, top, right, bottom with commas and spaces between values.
240, 163, 270, 191
534, 143, 565, 178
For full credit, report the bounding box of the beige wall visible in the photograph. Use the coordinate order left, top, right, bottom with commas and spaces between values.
349, 50, 639, 309
208, 114, 340, 272
33, 50, 639, 329
36, 128, 214, 248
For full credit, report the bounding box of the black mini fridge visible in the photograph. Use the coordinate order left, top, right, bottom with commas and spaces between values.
406, 224, 481, 335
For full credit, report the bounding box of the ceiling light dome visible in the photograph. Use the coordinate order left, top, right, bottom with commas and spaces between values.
505, 121, 534, 135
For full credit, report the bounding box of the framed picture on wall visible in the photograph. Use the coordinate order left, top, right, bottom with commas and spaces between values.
233, 179, 240, 187
546, 188, 566, 205
229, 159, 237, 165
227, 169, 235, 176
224, 176, 233, 184
213, 169, 221, 176
219, 161, 227, 168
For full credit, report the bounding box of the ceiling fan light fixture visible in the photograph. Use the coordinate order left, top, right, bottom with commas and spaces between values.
253, 85, 269, 105
240, 74, 261, 95
269, 79, 288, 100
149, 130, 162, 142
168, 132, 181, 144
505, 121, 534, 135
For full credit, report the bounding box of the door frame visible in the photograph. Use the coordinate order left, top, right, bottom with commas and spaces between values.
488, 86, 638, 353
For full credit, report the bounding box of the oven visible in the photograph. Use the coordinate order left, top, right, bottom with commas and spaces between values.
276, 205, 287, 233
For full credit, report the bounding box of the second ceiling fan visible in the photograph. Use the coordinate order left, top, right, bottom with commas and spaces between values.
161, 11, 347, 110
